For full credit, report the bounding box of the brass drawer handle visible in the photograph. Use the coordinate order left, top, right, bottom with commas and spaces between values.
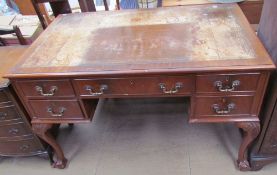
47, 107, 66, 117
159, 82, 183, 94
85, 85, 108, 96
19, 144, 30, 151
35, 86, 58, 96
214, 80, 240, 92
8, 128, 19, 135
0, 112, 7, 120
212, 103, 235, 114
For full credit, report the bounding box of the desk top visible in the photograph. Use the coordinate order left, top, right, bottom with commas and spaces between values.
0, 46, 28, 87
6, 4, 275, 78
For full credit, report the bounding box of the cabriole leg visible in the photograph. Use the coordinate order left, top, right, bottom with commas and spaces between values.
32, 123, 67, 169
236, 121, 260, 171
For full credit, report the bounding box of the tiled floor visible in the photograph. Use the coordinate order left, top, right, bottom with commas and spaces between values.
0, 98, 276, 175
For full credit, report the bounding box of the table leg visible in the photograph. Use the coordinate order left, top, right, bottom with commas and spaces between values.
32, 123, 67, 169
236, 121, 260, 171
78, 0, 96, 12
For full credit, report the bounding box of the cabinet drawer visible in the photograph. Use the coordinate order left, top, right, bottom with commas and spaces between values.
0, 122, 32, 138
74, 76, 194, 97
196, 73, 260, 93
193, 96, 254, 118
16, 80, 75, 98
0, 138, 43, 156
0, 89, 9, 103
29, 100, 85, 120
0, 104, 20, 122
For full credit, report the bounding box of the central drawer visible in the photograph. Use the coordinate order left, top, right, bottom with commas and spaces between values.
74, 76, 194, 97
28, 100, 85, 120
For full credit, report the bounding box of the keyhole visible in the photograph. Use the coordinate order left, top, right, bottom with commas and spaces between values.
221, 98, 227, 104
224, 76, 231, 88
130, 80, 134, 85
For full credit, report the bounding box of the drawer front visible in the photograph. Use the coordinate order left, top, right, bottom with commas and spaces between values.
0, 122, 32, 138
0, 89, 9, 103
194, 96, 254, 117
29, 100, 84, 120
74, 76, 194, 97
0, 138, 43, 156
196, 73, 260, 93
17, 80, 75, 98
0, 104, 20, 122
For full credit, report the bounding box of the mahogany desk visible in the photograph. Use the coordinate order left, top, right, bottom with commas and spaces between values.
5, 4, 275, 170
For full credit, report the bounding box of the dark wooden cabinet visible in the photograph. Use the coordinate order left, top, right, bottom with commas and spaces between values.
0, 86, 48, 157
250, 72, 277, 170
249, 0, 277, 170
0, 46, 49, 158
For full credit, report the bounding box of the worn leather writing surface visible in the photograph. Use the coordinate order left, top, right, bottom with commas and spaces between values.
6, 4, 274, 78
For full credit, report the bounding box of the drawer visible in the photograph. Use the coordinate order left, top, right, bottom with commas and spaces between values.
74, 76, 194, 97
0, 138, 44, 156
196, 73, 260, 93
193, 95, 254, 117
0, 122, 32, 138
0, 89, 9, 103
28, 100, 85, 120
16, 80, 75, 98
0, 104, 21, 122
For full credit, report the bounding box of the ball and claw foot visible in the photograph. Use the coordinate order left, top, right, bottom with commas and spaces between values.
52, 158, 68, 169
237, 160, 251, 171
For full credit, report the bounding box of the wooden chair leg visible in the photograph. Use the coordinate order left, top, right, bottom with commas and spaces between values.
31, 0, 48, 29
13, 26, 27, 45
78, 0, 96, 12
0, 37, 7, 46
103, 0, 109, 11
116, 0, 120, 10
